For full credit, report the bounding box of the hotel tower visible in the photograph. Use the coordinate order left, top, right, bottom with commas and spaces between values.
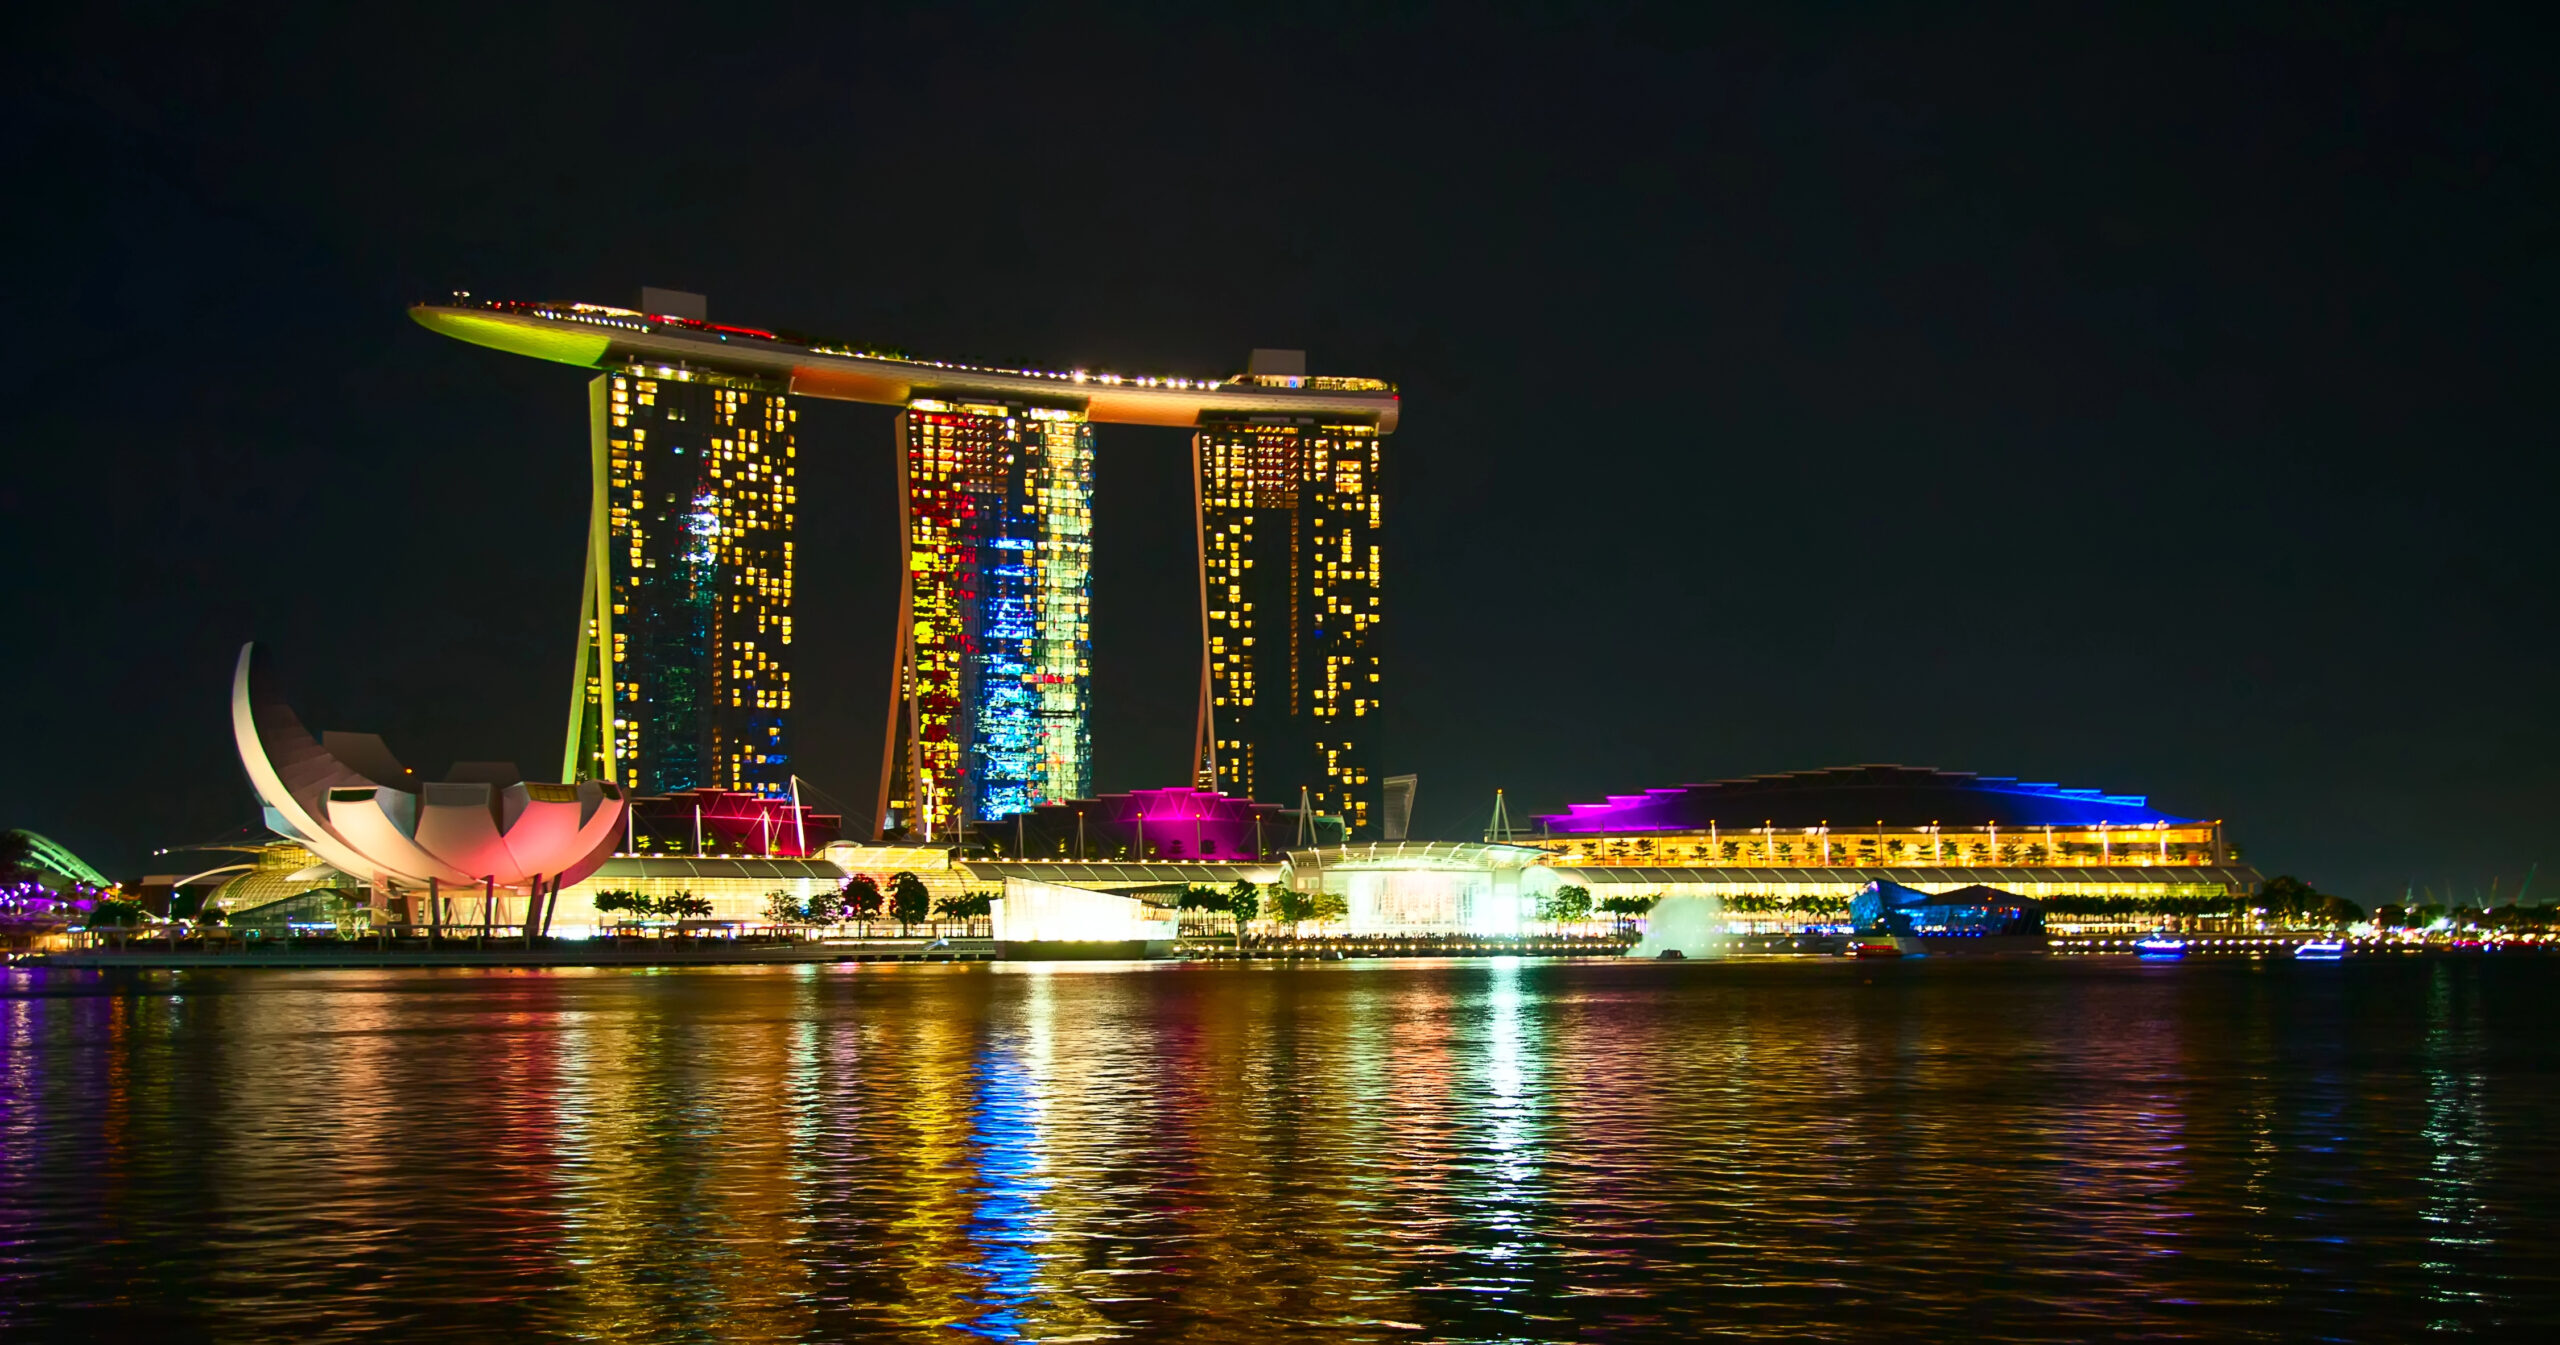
876, 399, 1094, 841
1192, 355, 1385, 834
560, 295, 798, 798
412, 294, 1397, 836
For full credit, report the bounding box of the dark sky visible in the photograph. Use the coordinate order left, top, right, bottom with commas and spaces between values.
4, 3, 2551, 902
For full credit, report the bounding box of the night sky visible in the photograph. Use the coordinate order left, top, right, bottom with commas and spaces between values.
5, 4, 2550, 902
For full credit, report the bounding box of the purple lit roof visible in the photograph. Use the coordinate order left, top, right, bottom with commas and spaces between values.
999, 786, 1294, 860
1122, 786, 1258, 823
1535, 765, 2196, 834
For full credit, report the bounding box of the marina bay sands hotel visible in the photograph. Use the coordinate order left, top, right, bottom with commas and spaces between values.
412, 291, 1399, 842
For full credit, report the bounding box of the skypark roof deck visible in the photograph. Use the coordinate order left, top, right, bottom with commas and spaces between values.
411, 296, 1402, 430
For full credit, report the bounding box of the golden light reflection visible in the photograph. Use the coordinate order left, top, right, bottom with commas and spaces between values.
4, 960, 2546, 1338
546, 968, 813, 1339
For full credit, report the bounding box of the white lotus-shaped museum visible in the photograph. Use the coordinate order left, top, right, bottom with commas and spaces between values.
230, 643, 626, 896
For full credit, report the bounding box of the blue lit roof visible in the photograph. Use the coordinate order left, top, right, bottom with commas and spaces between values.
1536, 765, 2199, 833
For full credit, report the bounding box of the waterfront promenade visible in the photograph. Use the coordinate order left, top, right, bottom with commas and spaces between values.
22, 929, 2519, 971
24, 937, 996, 970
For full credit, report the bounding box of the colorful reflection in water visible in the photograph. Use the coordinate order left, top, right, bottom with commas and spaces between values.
3, 957, 2558, 1339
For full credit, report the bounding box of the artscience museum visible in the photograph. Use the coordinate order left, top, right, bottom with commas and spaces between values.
233, 644, 627, 934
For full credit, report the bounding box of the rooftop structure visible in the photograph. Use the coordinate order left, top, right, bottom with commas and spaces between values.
412, 297, 1401, 430
962, 859, 1284, 890
989, 786, 1305, 862
1524, 764, 2224, 869
1537, 764, 2192, 834
620, 788, 840, 859
1518, 765, 2256, 932
148, 837, 349, 924
2, 830, 112, 891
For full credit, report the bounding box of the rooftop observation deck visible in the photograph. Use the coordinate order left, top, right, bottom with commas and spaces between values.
410, 297, 1402, 431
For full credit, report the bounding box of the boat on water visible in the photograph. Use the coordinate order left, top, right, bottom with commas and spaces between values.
1849, 940, 1905, 959
2294, 940, 2346, 960
2134, 934, 2188, 959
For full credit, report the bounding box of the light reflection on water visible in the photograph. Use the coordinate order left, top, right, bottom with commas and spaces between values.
2420, 959, 2499, 1328
2, 957, 2557, 1340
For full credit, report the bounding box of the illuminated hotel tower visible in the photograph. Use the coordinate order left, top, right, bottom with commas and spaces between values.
875, 398, 1093, 840
563, 364, 798, 797
1193, 370, 1384, 835
409, 294, 1398, 835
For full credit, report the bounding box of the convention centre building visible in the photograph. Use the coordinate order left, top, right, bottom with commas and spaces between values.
1519, 764, 2264, 929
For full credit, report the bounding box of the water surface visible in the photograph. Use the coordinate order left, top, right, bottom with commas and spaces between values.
3, 956, 2553, 1340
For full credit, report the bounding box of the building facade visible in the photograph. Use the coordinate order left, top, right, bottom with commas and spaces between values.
618, 788, 840, 858
1520, 764, 2261, 928
985, 785, 1301, 862
413, 294, 1401, 836
877, 399, 1094, 840
1193, 408, 1385, 835
1527, 764, 2232, 866
563, 366, 798, 798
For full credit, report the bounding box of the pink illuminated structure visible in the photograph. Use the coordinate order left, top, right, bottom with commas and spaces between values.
993, 785, 1297, 861
230, 643, 626, 928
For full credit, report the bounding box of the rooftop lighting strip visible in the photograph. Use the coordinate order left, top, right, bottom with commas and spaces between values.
474, 299, 1391, 396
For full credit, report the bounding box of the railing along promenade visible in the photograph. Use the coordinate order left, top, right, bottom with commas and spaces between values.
20, 930, 997, 969
1180, 933, 1639, 959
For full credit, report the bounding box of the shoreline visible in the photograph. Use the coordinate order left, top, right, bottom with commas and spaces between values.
12, 931, 2527, 971
15, 939, 997, 970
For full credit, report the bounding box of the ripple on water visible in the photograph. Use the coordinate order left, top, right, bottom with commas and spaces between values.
1, 956, 2555, 1341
